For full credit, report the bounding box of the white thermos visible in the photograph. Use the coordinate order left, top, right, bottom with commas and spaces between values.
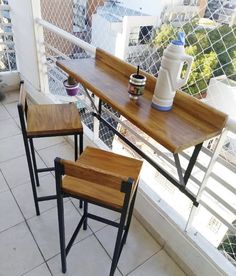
152, 32, 194, 111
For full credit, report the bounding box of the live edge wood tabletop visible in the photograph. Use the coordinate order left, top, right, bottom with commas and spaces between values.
57, 48, 228, 154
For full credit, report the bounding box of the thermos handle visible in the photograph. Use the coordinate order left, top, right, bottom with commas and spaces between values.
176, 55, 194, 88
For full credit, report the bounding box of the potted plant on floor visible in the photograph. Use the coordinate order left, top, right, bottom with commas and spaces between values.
63, 76, 79, 96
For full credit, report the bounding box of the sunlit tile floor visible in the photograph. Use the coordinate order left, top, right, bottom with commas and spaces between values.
0, 91, 186, 276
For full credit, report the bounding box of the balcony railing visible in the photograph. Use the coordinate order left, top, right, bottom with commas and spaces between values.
37, 17, 236, 273
4, 0, 236, 275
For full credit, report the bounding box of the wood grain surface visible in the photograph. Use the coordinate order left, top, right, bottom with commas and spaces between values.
61, 146, 143, 210
57, 49, 227, 153
27, 103, 83, 136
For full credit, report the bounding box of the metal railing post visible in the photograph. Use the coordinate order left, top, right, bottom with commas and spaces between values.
185, 129, 228, 231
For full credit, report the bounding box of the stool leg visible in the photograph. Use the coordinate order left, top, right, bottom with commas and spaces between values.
79, 133, 83, 209
29, 138, 40, 187
74, 134, 78, 161
123, 189, 137, 244
24, 138, 40, 216
79, 133, 83, 155
110, 214, 126, 276
83, 201, 88, 230
57, 193, 67, 273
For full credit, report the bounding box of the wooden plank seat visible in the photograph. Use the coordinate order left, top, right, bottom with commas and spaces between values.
61, 146, 143, 211
55, 146, 143, 275
27, 104, 83, 137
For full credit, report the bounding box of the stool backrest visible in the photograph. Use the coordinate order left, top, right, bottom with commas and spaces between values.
18, 81, 28, 116
55, 157, 134, 194
60, 158, 133, 192
17, 81, 28, 135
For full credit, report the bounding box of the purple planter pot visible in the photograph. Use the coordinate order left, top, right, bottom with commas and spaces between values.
63, 80, 79, 96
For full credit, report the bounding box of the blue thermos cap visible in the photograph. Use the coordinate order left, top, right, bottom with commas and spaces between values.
171, 32, 185, 46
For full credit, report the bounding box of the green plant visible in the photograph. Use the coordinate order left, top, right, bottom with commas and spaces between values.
153, 19, 236, 95
67, 76, 77, 86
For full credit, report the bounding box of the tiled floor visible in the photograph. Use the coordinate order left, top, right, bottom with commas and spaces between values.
0, 91, 186, 276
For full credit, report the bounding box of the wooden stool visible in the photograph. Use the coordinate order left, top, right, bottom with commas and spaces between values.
17, 81, 83, 216
55, 146, 143, 276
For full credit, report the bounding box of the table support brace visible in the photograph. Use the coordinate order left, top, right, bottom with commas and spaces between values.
93, 112, 199, 207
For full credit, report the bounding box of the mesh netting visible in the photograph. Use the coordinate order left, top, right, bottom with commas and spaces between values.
0, 0, 17, 72
39, 0, 236, 266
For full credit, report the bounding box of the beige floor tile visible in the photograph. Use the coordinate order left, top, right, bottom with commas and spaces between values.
0, 153, 48, 188
0, 222, 44, 276
0, 117, 21, 140
128, 250, 186, 276
1, 90, 19, 104
96, 217, 162, 275
47, 235, 122, 276
0, 190, 24, 232
38, 142, 74, 168
28, 201, 92, 260
23, 263, 51, 276
12, 174, 57, 219
71, 199, 120, 233
0, 104, 11, 121
4, 101, 19, 118
0, 170, 9, 193
33, 136, 66, 150
0, 134, 25, 163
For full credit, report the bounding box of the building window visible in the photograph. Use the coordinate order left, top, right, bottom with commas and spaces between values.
139, 26, 153, 44
129, 25, 153, 46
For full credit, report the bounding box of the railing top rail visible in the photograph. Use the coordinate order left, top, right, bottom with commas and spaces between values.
35, 18, 96, 57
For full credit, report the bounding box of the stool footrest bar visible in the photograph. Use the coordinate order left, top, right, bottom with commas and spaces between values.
37, 195, 57, 201
37, 167, 55, 173
87, 213, 120, 228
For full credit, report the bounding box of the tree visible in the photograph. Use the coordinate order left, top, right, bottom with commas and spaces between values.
153, 20, 236, 95
183, 46, 217, 95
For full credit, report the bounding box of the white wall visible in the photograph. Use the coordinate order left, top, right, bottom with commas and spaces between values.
121, 15, 158, 59
92, 13, 158, 59
91, 14, 121, 56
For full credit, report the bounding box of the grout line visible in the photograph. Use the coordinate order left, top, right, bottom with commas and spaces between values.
0, 151, 25, 165
20, 262, 51, 276
45, 232, 94, 264
34, 139, 67, 152
92, 226, 124, 276
125, 251, 159, 276
0, 171, 53, 275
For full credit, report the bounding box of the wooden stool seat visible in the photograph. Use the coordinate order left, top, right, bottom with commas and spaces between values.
55, 146, 143, 275
27, 104, 83, 137
78, 146, 142, 182
62, 147, 142, 210
18, 82, 83, 216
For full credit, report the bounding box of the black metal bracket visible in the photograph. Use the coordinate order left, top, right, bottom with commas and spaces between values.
91, 112, 200, 207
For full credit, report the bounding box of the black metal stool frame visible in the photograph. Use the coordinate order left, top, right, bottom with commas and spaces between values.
55, 157, 137, 276
17, 83, 83, 216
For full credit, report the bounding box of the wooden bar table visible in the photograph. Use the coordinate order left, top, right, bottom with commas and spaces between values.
57, 48, 228, 205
